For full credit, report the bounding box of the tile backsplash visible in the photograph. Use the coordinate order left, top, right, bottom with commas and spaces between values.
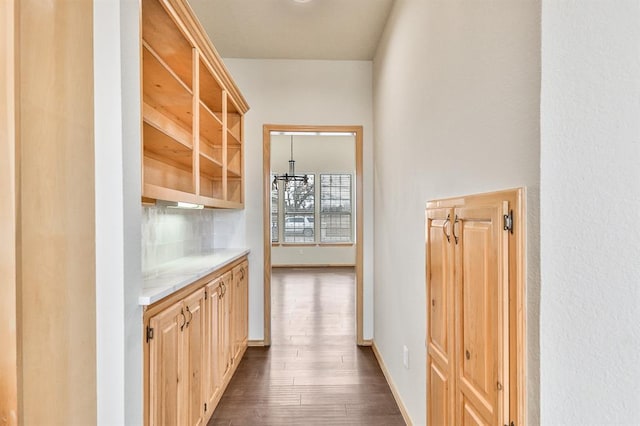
142, 206, 215, 271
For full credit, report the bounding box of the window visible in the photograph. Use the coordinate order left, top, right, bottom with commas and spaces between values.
320, 174, 353, 243
271, 173, 353, 245
283, 176, 315, 243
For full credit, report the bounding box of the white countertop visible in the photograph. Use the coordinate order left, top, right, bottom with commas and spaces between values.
139, 248, 250, 306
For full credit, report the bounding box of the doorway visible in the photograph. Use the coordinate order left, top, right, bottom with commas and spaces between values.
262, 125, 365, 346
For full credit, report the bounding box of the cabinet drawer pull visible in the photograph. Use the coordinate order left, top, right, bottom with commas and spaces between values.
453, 215, 460, 245
179, 309, 186, 331
185, 306, 193, 328
443, 214, 451, 243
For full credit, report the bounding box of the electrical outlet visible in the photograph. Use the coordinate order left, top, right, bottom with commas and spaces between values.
403, 345, 409, 369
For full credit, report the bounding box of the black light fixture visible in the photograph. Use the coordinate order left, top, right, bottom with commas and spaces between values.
272, 135, 309, 190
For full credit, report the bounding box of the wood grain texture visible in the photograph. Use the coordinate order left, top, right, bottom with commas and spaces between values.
18, 0, 96, 423
426, 188, 525, 425
0, 1, 18, 424
208, 268, 405, 425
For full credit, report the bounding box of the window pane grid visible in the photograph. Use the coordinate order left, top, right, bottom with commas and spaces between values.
283, 176, 315, 243
320, 174, 353, 243
271, 174, 279, 242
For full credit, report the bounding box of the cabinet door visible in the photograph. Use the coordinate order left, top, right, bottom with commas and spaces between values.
204, 279, 222, 413
454, 203, 509, 426
149, 300, 183, 426
426, 208, 454, 426
240, 261, 248, 347
183, 288, 206, 426
231, 262, 248, 362
219, 272, 232, 381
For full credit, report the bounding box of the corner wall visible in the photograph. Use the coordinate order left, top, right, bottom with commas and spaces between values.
94, 0, 143, 423
540, 1, 640, 423
219, 59, 375, 341
372, 0, 541, 423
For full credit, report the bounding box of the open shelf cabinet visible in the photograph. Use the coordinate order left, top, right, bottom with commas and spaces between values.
141, 0, 249, 209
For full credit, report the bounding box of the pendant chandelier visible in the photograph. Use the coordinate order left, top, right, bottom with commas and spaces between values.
272, 135, 309, 190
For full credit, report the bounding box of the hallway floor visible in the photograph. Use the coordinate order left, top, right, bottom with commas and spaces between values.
208, 267, 405, 425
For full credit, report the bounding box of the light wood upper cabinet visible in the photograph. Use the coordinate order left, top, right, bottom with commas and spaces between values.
141, 0, 249, 208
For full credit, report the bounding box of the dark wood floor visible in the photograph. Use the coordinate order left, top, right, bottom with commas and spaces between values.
208, 267, 405, 425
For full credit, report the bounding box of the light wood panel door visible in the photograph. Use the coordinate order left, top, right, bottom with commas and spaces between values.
183, 288, 206, 426
454, 203, 509, 426
204, 279, 222, 414
149, 300, 183, 426
426, 208, 455, 426
219, 272, 232, 381
427, 189, 523, 426
232, 261, 248, 362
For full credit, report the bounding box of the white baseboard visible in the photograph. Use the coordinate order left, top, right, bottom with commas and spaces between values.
372, 341, 413, 426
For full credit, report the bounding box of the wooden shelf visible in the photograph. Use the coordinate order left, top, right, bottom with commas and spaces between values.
227, 129, 241, 147
144, 122, 193, 170
199, 153, 223, 178
227, 178, 242, 204
141, 0, 248, 209
227, 147, 241, 177
143, 45, 193, 131
144, 154, 194, 194
227, 111, 242, 143
144, 102, 192, 149
199, 102, 223, 146
199, 58, 223, 116
199, 176, 223, 200
142, 0, 193, 88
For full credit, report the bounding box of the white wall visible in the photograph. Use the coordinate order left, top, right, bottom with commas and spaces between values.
271, 134, 356, 266
221, 59, 375, 340
373, 1, 541, 424
540, 1, 640, 423
94, 0, 142, 423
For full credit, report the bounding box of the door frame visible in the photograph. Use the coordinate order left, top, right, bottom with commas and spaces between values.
262, 124, 365, 346
426, 188, 526, 426
1, 0, 19, 422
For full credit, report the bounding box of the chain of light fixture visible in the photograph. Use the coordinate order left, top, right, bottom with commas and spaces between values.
272, 135, 309, 190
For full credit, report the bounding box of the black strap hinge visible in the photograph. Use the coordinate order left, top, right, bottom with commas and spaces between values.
503, 210, 513, 233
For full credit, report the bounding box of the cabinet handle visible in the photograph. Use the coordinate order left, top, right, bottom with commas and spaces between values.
442, 214, 451, 243
240, 268, 245, 280
453, 215, 460, 245
179, 309, 186, 331
185, 306, 193, 328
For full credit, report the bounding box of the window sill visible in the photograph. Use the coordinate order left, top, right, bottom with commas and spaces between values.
271, 242, 355, 247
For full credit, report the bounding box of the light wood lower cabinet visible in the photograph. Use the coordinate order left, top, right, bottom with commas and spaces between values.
232, 261, 248, 363
426, 190, 525, 426
145, 257, 249, 426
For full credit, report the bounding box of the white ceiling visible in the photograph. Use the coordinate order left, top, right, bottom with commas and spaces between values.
188, 0, 395, 60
